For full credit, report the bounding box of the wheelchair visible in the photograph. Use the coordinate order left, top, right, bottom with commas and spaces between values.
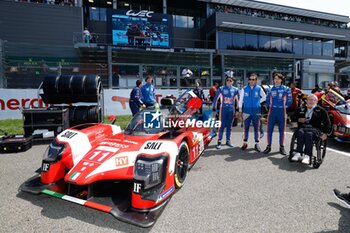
288, 126, 327, 169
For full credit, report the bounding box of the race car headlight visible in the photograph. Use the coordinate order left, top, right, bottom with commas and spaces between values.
43, 140, 66, 163
134, 155, 167, 190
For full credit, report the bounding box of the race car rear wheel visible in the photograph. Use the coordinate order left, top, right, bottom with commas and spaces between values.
174, 141, 189, 189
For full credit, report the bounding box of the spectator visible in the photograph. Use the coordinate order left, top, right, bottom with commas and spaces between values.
83, 27, 91, 44
193, 79, 206, 114
209, 83, 219, 102
288, 82, 303, 121
129, 80, 145, 116
311, 84, 322, 94
141, 75, 156, 107
290, 94, 331, 164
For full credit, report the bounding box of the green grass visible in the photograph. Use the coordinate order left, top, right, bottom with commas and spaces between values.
0, 115, 133, 136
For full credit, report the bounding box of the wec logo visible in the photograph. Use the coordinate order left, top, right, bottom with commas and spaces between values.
126, 10, 154, 18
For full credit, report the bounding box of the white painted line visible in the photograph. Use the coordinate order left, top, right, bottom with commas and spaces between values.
286, 132, 350, 157
327, 148, 350, 157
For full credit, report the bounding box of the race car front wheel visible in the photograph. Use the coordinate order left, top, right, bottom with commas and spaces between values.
174, 141, 189, 189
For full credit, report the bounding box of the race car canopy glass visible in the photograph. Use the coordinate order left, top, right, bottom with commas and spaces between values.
43, 140, 66, 163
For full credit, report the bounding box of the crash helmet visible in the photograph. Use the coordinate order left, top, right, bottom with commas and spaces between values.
224, 70, 234, 81
181, 68, 193, 78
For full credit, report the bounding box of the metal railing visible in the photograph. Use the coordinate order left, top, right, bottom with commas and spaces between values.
73, 32, 216, 50
6, 0, 80, 7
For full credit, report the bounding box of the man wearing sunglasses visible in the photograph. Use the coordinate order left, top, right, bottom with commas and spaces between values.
212, 71, 240, 149
263, 73, 292, 155
238, 73, 266, 152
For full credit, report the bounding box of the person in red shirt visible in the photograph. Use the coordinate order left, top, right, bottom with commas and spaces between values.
209, 83, 219, 102
289, 83, 302, 112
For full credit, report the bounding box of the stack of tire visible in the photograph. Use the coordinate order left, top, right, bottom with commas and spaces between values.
41, 74, 103, 126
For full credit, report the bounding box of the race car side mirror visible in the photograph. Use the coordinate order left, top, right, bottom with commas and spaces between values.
187, 97, 202, 110
160, 98, 174, 107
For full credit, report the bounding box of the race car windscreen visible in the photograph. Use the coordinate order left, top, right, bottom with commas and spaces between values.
336, 102, 350, 115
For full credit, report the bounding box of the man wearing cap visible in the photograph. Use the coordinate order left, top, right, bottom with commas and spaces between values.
263, 73, 292, 155
212, 71, 240, 149
238, 73, 266, 152
129, 80, 146, 116
141, 75, 156, 107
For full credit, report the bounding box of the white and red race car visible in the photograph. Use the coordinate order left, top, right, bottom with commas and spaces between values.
20, 90, 216, 227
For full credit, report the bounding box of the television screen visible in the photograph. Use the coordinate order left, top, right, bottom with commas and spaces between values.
110, 10, 171, 48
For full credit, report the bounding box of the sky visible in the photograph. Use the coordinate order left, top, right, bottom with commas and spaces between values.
257, 0, 350, 17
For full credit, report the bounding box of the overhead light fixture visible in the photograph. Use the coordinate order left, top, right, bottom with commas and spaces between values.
91, 7, 96, 9
124, 3, 129, 6
89, 0, 94, 2
107, 1, 112, 4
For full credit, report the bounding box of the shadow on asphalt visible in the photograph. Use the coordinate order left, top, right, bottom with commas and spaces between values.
16, 191, 152, 233
314, 202, 350, 233
268, 156, 313, 173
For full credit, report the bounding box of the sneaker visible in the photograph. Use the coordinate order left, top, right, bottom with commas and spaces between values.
263, 145, 271, 154
216, 142, 222, 150
334, 189, 350, 208
254, 144, 261, 152
210, 130, 217, 138
226, 141, 234, 148
301, 155, 310, 164
241, 143, 248, 150
291, 152, 302, 162
279, 146, 287, 155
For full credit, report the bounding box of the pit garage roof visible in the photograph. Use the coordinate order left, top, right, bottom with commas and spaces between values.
200, 0, 350, 23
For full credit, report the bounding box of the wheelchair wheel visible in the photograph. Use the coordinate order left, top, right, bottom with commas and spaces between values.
312, 139, 327, 169
288, 131, 297, 161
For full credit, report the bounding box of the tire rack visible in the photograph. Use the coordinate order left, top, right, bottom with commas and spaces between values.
22, 75, 104, 137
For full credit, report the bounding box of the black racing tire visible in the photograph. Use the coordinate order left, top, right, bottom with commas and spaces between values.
74, 106, 89, 124
174, 141, 190, 189
71, 75, 86, 95
84, 75, 101, 95
57, 75, 73, 95
42, 75, 59, 95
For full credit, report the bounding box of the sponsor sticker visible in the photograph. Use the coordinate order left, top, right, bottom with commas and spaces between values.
115, 156, 129, 166
144, 142, 163, 150
158, 185, 174, 201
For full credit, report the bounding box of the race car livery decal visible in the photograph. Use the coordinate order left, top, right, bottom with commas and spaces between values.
111, 125, 122, 135
57, 129, 92, 165
86, 151, 139, 178
158, 185, 174, 201
191, 132, 204, 158
140, 141, 178, 175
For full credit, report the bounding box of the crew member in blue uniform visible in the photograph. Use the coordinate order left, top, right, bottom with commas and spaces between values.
129, 79, 145, 116
212, 71, 240, 149
238, 73, 266, 152
263, 73, 292, 155
141, 75, 156, 107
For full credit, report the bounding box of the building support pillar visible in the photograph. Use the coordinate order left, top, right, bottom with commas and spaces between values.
108, 46, 112, 89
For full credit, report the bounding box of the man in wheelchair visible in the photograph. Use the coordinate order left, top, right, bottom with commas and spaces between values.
290, 94, 331, 164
